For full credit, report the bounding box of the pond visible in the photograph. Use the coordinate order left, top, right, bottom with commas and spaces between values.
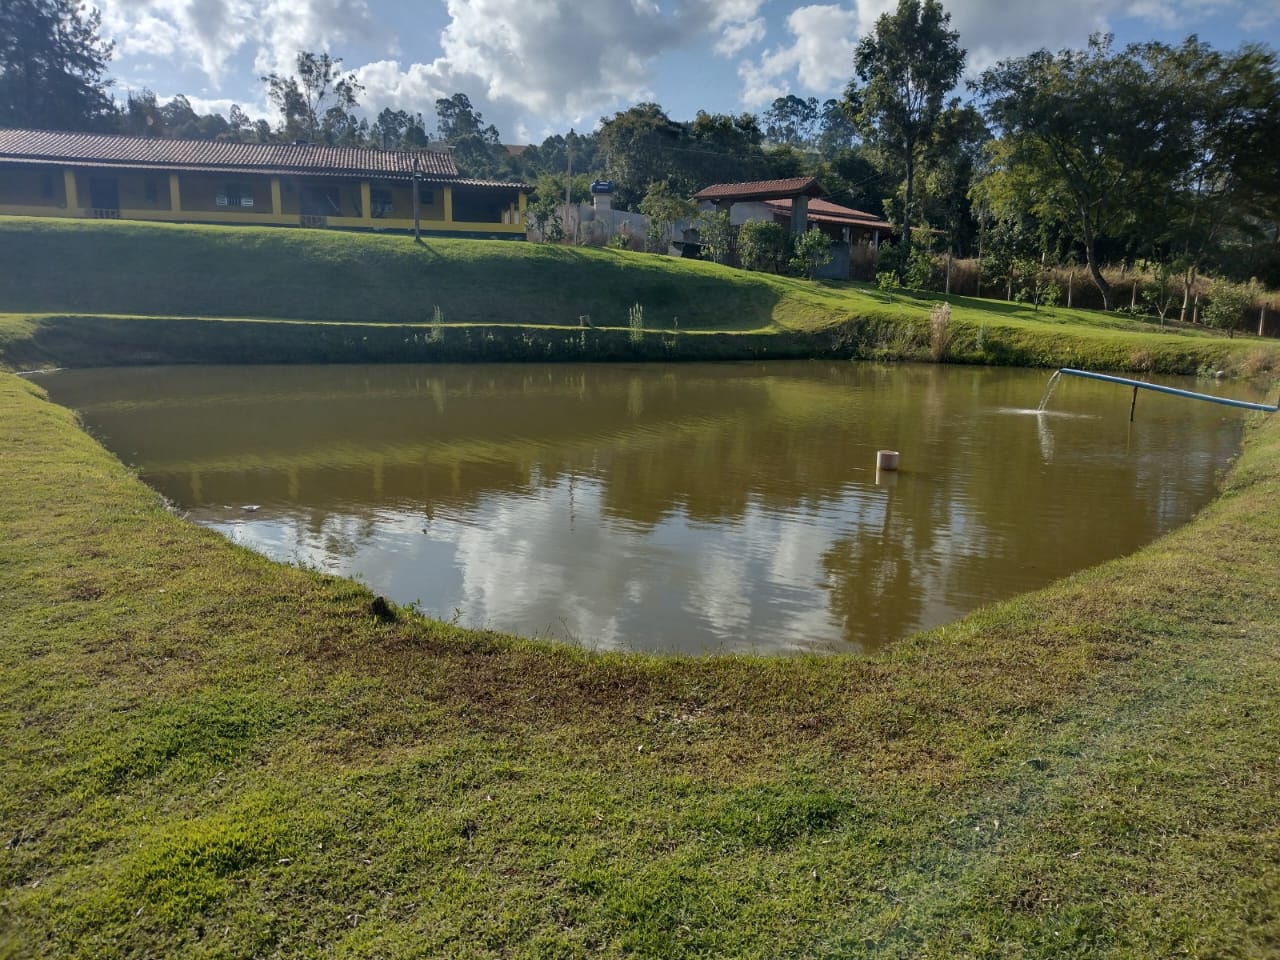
39, 362, 1265, 655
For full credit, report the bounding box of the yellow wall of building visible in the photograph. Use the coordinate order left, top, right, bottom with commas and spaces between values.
0, 164, 526, 235
0, 167, 67, 208
118, 172, 172, 211
176, 174, 269, 214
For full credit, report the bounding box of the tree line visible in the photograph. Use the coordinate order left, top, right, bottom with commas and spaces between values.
4, 0, 1279, 315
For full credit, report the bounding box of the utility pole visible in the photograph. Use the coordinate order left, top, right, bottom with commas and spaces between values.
412, 152, 421, 243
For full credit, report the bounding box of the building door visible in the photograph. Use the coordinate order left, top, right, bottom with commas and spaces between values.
88, 177, 119, 211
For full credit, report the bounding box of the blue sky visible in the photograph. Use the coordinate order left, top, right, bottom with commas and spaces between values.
97, 0, 1280, 143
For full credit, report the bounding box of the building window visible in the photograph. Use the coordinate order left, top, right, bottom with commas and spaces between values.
371, 188, 393, 217
144, 179, 158, 203
216, 183, 254, 208
40, 173, 55, 199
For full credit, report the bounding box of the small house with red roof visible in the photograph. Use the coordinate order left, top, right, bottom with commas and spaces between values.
692, 177, 894, 278
0, 129, 529, 238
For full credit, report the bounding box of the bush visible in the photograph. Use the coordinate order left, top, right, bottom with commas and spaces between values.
694, 210, 734, 265
1204, 277, 1255, 338
738, 220, 790, 274
628, 302, 644, 345
906, 246, 939, 289
528, 196, 563, 243
789, 228, 832, 279
928, 302, 952, 362
876, 243, 906, 280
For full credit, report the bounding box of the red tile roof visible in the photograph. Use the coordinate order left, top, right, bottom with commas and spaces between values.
0, 128, 472, 182
693, 177, 826, 202
763, 197, 893, 232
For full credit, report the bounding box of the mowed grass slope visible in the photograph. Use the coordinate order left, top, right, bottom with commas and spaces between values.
2, 215, 1279, 376
2, 363, 1280, 952
0, 216, 795, 329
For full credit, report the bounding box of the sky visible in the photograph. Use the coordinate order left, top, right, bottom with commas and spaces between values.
96, 0, 1280, 143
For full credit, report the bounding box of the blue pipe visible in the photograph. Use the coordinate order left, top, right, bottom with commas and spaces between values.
1058, 368, 1279, 413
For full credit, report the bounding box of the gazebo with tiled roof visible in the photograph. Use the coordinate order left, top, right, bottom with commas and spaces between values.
692, 177, 827, 236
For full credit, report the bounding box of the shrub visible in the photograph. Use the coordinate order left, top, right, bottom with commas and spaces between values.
876, 242, 906, 280
905, 246, 939, 289
738, 220, 790, 274
876, 271, 900, 295
1128, 348, 1156, 372
528, 196, 563, 243
928, 302, 952, 362
628, 302, 644, 345
1241, 348, 1276, 378
694, 210, 734, 265
789, 227, 833, 279
1204, 277, 1255, 338
640, 180, 696, 254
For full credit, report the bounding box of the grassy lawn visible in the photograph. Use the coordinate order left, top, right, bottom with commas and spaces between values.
3, 346, 1280, 958
2, 217, 1280, 956
2, 216, 1278, 375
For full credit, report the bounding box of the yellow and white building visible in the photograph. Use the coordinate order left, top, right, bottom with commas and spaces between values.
0, 128, 528, 238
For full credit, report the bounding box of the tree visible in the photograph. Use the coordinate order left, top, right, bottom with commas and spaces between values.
123, 89, 164, 137
979, 213, 1040, 302
371, 108, 428, 150
816, 99, 859, 158
1152, 41, 1280, 319
686, 111, 768, 185
518, 130, 601, 181
639, 180, 696, 253
818, 147, 891, 215
535, 171, 591, 206
434, 93, 500, 144
598, 103, 687, 209
976, 36, 1195, 311
433, 93, 504, 178
919, 101, 988, 258
262, 52, 363, 143
763, 95, 819, 148
0, 0, 116, 130
845, 0, 964, 278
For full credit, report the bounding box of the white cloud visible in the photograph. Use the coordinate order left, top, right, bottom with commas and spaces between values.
737, 4, 860, 106
98, 0, 1276, 138
944, 0, 1115, 72
250, 0, 378, 78
715, 18, 767, 56
101, 0, 258, 83
430, 0, 692, 121
100, 0, 377, 86
1239, 0, 1280, 30
353, 59, 451, 113
733, 0, 1242, 105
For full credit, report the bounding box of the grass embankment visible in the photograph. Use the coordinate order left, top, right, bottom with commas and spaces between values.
3, 363, 1280, 950
1, 215, 1277, 374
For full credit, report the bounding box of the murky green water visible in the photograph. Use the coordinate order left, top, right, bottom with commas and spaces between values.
39, 362, 1264, 654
